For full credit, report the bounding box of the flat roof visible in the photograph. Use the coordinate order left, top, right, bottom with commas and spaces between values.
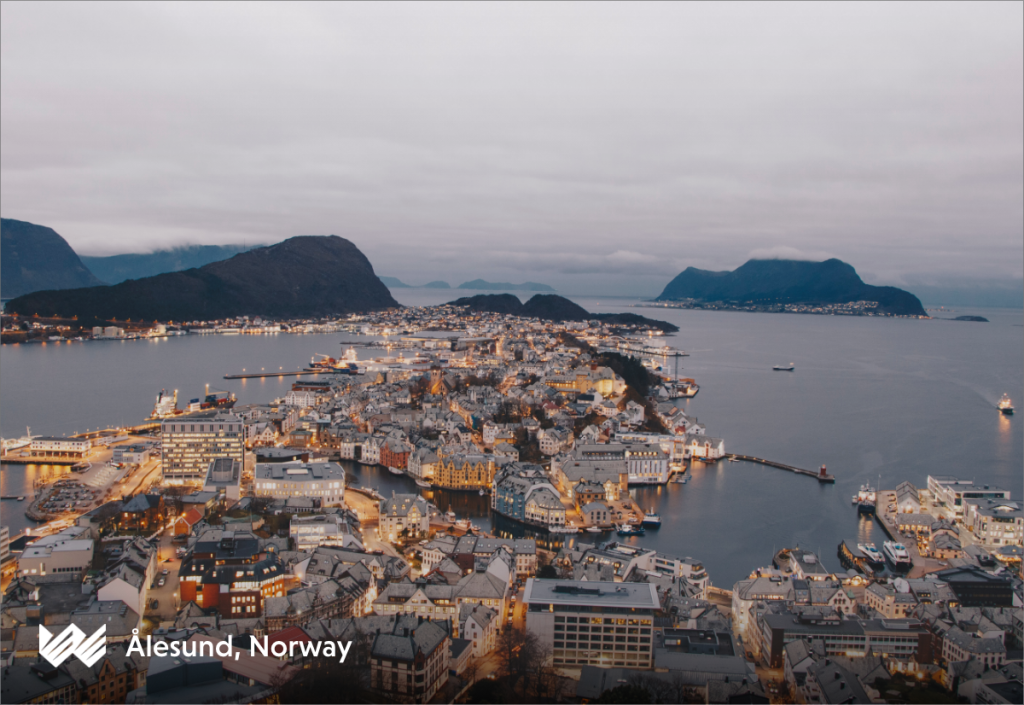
523, 578, 659, 610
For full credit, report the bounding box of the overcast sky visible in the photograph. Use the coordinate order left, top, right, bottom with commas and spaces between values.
2, 2, 1021, 297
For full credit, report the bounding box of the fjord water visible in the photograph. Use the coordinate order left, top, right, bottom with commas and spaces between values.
2, 291, 1021, 586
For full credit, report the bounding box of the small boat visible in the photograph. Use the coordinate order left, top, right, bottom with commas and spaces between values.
444, 508, 456, 523
855, 485, 876, 515
642, 510, 661, 528
998, 394, 1014, 415
773, 363, 795, 371
883, 541, 913, 568
17, 496, 25, 501
478, 488, 487, 496
674, 474, 688, 484
857, 543, 885, 565
414, 478, 431, 489
455, 519, 470, 530
617, 524, 646, 536
586, 526, 603, 533
727, 457, 739, 463
387, 467, 405, 475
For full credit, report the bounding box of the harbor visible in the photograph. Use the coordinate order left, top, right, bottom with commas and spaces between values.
724, 453, 836, 483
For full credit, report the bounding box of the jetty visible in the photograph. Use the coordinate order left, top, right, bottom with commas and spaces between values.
725, 454, 835, 483
224, 370, 327, 380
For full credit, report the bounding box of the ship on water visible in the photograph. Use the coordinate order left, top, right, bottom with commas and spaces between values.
307, 347, 361, 375
641, 509, 662, 527
773, 363, 795, 371
883, 541, 913, 568
186, 385, 237, 413
150, 389, 181, 419
998, 394, 1014, 415
617, 524, 645, 536
857, 543, 885, 565
852, 485, 876, 515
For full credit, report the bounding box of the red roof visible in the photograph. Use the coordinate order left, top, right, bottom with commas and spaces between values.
178, 508, 203, 526
268, 626, 312, 645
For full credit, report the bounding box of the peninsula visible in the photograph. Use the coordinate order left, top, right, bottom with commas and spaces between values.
449, 293, 679, 332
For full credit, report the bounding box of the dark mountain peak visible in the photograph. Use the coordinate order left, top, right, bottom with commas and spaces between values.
5, 234, 398, 321
658, 257, 925, 316
1, 218, 106, 298
521, 294, 590, 320
448, 293, 524, 314
448, 292, 677, 332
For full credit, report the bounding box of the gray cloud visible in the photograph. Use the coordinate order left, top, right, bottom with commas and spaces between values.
2, 2, 1021, 297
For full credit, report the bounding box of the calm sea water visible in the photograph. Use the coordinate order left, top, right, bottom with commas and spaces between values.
2, 289, 1021, 586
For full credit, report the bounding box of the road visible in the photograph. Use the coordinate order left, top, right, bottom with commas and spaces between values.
143, 529, 183, 625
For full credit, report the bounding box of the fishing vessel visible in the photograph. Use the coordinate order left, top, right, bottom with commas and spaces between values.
642, 509, 662, 527
773, 363, 795, 371
853, 485, 876, 515
857, 543, 885, 565
883, 541, 913, 568
617, 524, 646, 536
998, 394, 1014, 415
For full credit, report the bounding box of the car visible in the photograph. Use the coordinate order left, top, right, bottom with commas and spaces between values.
157, 577, 166, 587
161, 568, 169, 575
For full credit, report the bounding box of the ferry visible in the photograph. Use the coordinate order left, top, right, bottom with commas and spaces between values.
773, 363, 795, 371
617, 524, 646, 536
857, 543, 885, 565
883, 541, 913, 568
642, 509, 662, 528
998, 394, 1014, 415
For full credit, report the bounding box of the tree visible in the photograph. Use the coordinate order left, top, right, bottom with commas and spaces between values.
536, 564, 558, 579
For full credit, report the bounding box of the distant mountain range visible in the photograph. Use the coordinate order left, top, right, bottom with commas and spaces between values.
1, 218, 106, 298
380, 277, 451, 289
81, 244, 254, 285
457, 279, 554, 292
449, 293, 678, 332
5, 235, 399, 321
657, 259, 926, 316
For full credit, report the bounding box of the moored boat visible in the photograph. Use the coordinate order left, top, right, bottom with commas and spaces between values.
883, 541, 913, 568
773, 363, 795, 371
387, 467, 405, 475
642, 509, 661, 527
857, 543, 885, 564
617, 524, 646, 536
414, 478, 431, 488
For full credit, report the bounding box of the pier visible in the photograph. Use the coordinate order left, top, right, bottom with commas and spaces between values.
725, 454, 835, 483
224, 370, 328, 380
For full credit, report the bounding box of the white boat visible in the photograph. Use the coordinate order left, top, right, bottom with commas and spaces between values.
478, 488, 487, 496
642, 509, 661, 527
773, 363, 795, 371
883, 541, 913, 567
857, 543, 884, 564
586, 526, 603, 533
414, 478, 431, 489
444, 508, 457, 523
387, 467, 405, 475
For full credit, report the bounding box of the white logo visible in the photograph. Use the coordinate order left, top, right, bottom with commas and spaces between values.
39, 624, 107, 667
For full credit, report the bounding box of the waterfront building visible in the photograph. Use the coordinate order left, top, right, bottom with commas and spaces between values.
433, 449, 505, 491
523, 579, 659, 670
927, 476, 1010, 522
379, 494, 431, 542
18, 529, 93, 577
29, 436, 91, 459
161, 412, 244, 484
492, 464, 566, 528
961, 498, 1023, 549
573, 443, 670, 484
407, 447, 439, 482
202, 457, 243, 501
370, 617, 451, 704
253, 461, 346, 506
1, 525, 11, 566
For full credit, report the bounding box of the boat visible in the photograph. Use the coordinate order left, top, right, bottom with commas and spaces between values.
444, 507, 456, 523
586, 526, 603, 533
187, 386, 237, 412
998, 394, 1014, 415
773, 363, 795, 371
149, 389, 181, 419
387, 467, 405, 475
855, 485, 876, 515
1, 427, 35, 454
857, 543, 885, 565
17, 496, 25, 501
642, 510, 661, 528
455, 519, 470, 530
478, 488, 487, 496
414, 478, 431, 489
667, 378, 700, 399
727, 457, 739, 463
674, 474, 688, 484
617, 524, 646, 536
883, 541, 913, 568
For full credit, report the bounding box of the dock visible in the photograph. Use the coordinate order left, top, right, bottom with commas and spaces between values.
725, 454, 835, 483
224, 370, 329, 380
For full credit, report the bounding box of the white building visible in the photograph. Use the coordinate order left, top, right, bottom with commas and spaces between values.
962, 498, 1023, 548
379, 494, 431, 542
18, 529, 93, 577
29, 437, 91, 459
161, 413, 244, 484
203, 457, 243, 501
523, 579, 659, 671
253, 462, 346, 505
289, 514, 364, 552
